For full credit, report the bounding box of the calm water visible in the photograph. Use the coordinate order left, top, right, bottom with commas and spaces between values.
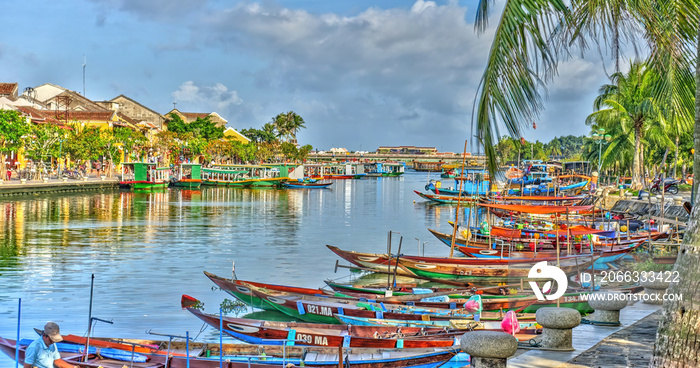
0, 171, 469, 367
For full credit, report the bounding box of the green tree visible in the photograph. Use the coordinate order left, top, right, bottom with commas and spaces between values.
165, 113, 224, 140
190, 116, 224, 140
165, 113, 188, 134
24, 124, 63, 164
0, 110, 31, 180
64, 125, 106, 166
240, 125, 277, 144
586, 61, 661, 188
273, 111, 306, 142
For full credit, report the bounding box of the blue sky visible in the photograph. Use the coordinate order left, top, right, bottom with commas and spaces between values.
1, 0, 614, 153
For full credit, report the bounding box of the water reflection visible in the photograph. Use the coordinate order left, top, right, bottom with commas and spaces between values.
0, 173, 459, 367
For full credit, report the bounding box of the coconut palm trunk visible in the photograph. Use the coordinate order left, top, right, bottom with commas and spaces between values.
649, 29, 700, 368
632, 122, 644, 189
673, 135, 679, 178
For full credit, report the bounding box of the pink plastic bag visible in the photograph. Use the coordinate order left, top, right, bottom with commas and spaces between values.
501, 310, 521, 335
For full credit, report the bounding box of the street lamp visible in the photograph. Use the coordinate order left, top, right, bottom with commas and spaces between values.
591, 129, 612, 171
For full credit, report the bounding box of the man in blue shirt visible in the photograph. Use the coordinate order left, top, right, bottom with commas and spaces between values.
23, 322, 68, 368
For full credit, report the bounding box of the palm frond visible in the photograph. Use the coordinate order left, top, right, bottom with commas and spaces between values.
474, 0, 569, 174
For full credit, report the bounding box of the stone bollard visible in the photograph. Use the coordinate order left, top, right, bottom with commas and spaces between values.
460, 331, 518, 368
101, 175, 106, 181
535, 307, 581, 351
641, 279, 670, 305
586, 291, 627, 325
673, 196, 684, 205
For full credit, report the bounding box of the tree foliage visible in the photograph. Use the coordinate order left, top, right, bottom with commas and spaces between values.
165, 113, 224, 140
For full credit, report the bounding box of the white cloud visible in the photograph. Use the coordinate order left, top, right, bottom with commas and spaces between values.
172, 81, 243, 111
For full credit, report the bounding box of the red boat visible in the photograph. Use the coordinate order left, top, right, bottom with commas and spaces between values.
184, 303, 540, 347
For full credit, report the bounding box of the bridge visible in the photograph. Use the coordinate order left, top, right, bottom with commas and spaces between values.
306, 152, 487, 170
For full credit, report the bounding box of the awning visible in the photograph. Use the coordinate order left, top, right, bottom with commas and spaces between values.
479, 203, 593, 214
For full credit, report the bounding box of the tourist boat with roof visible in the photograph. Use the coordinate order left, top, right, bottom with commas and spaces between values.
201, 164, 301, 188
303, 163, 365, 179
119, 162, 170, 190
170, 163, 202, 189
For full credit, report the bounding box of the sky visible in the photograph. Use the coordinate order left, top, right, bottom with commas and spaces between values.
0, 0, 620, 153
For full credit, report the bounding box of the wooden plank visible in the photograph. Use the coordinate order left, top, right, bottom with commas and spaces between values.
650, 216, 687, 226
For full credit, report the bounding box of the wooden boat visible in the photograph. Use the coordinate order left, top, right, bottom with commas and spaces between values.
170, 163, 202, 189
282, 180, 332, 189
334, 314, 539, 330
215, 275, 541, 315
235, 280, 554, 323
0, 335, 458, 368
119, 162, 170, 190
482, 195, 584, 206
413, 191, 478, 204
364, 162, 405, 177
202, 164, 292, 188
204, 271, 351, 311
185, 306, 461, 348
327, 244, 596, 274
184, 304, 541, 347
427, 228, 645, 263
303, 163, 365, 180
396, 255, 598, 283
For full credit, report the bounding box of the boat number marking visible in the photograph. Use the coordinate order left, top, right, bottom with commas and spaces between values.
295, 333, 329, 345
306, 304, 334, 316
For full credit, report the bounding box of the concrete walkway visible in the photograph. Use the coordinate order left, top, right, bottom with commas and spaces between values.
0, 175, 119, 196
508, 302, 661, 368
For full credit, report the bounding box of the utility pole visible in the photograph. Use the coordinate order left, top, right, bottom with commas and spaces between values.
82, 55, 86, 96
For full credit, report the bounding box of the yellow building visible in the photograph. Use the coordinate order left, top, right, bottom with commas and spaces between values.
223, 127, 250, 144
52, 110, 138, 130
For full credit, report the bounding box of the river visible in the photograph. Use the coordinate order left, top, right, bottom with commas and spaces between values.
0, 171, 478, 367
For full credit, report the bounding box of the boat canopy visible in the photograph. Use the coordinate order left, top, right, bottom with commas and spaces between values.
479, 203, 593, 214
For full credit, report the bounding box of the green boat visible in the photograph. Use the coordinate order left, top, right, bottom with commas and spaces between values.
202, 164, 300, 187
170, 163, 201, 189
119, 162, 170, 190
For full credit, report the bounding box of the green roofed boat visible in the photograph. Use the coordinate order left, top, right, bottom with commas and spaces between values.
202, 164, 303, 188
170, 163, 202, 189
119, 162, 170, 190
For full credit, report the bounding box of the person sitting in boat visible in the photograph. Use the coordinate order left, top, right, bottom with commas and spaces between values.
24, 322, 72, 368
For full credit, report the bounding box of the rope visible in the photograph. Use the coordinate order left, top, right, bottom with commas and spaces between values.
581, 318, 621, 326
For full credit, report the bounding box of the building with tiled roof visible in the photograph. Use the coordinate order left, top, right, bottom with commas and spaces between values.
51, 110, 134, 130
0, 83, 19, 100
97, 95, 165, 130
45, 90, 109, 112
15, 106, 64, 127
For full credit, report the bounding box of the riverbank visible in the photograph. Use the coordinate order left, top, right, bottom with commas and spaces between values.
0, 175, 119, 196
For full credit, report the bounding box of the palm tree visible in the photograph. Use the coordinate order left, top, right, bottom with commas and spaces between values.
273, 111, 306, 142
472, 0, 699, 364
585, 61, 661, 188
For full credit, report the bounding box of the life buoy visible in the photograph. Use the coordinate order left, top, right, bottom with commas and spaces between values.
479, 250, 498, 255
425, 184, 431, 191
534, 188, 542, 195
